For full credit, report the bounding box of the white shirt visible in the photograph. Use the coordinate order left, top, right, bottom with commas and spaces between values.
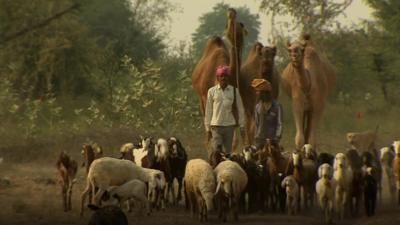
204, 84, 245, 131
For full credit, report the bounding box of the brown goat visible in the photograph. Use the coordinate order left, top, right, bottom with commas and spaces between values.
56, 151, 78, 212
81, 143, 103, 174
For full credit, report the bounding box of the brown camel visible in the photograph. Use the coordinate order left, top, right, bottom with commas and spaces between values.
192, 8, 246, 148
282, 34, 336, 150
240, 42, 280, 144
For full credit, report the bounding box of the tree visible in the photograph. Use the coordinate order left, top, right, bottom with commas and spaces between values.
363, 0, 400, 104
191, 3, 261, 59
258, 0, 352, 34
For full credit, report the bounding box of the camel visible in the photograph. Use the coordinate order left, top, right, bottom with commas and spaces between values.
282, 34, 336, 150
240, 42, 280, 144
192, 8, 246, 148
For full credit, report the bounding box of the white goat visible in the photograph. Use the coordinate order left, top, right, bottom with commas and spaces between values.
380, 147, 396, 200
333, 153, 353, 220
281, 175, 299, 215
393, 141, 400, 205
316, 163, 335, 224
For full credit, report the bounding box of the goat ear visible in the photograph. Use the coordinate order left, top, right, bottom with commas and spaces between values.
318, 165, 322, 178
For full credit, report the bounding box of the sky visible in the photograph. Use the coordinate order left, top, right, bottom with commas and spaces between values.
167, 0, 374, 47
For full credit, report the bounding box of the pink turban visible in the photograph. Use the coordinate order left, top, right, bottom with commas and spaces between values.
216, 65, 230, 77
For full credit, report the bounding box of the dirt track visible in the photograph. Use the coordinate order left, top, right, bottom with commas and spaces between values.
0, 161, 399, 225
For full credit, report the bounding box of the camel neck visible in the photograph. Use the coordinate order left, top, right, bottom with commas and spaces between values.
292, 64, 311, 94
229, 46, 240, 88
260, 59, 274, 82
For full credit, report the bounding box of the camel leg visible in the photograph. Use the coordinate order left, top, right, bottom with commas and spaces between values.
246, 114, 255, 146
292, 100, 305, 150
307, 107, 324, 147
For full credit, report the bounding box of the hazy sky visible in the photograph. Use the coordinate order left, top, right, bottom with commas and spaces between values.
167, 0, 373, 47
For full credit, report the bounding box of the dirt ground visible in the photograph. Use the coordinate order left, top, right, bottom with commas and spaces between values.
0, 159, 399, 225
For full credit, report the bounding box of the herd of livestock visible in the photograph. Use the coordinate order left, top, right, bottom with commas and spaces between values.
55, 133, 400, 224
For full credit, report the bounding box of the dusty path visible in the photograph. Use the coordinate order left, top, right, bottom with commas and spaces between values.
0, 162, 399, 225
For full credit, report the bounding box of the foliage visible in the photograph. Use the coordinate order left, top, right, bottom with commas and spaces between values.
258, 0, 353, 34
191, 2, 261, 59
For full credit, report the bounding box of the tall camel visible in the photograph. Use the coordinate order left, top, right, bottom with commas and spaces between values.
282, 34, 336, 149
240, 42, 280, 144
192, 8, 246, 144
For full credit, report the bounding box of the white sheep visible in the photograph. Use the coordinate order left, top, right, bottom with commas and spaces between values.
393, 140, 400, 205
214, 160, 248, 222
380, 147, 396, 200
333, 153, 353, 220
184, 159, 216, 222
103, 179, 150, 215
80, 157, 165, 216
281, 175, 299, 215
316, 163, 335, 224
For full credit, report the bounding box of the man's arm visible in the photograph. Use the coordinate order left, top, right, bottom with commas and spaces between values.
204, 88, 214, 132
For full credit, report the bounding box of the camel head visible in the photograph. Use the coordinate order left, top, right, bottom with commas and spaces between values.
287, 40, 306, 68
227, 8, 237, 20
261, 46, 277, 60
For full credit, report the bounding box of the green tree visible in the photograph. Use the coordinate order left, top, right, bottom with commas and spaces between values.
191, 3, 261, 59
258, 0, 353, 34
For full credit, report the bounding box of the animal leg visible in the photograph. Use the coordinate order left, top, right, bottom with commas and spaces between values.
79, 182, 91, 217
292, 101, 305, 149
61, 184, 67, 212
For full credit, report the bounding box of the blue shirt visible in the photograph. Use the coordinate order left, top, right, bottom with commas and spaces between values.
254, 100, 283, 140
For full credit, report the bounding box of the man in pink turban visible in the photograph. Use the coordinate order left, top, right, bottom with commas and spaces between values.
204, 65, 246, 155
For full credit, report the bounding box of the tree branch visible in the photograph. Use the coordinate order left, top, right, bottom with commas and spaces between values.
0, 3, 80, 45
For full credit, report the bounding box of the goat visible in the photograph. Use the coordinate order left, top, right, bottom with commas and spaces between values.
316, 163, 335, 224
346, 149, 363, 216
81, 143, 103, 174
363, 167, 378, 217
166, 137, 187, 204
56, 151, 78, 212
333, 153, 353, 220
392, 140, 400, 205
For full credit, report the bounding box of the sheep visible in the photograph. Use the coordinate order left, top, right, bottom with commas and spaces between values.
363, 167, 378, 217
281, 175, 299, 215
393, 140, 400, 205
87, 204, 129, 225
184, 159, 216, 222
214, 160, 248, 222
316, 163, 335, 224
102, 179, 150, 215
166, 137, 187, 204
56, 151, 78, 212
80, 157, 165, 216
333, 153, 353, 220
380, 146, 396, 200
